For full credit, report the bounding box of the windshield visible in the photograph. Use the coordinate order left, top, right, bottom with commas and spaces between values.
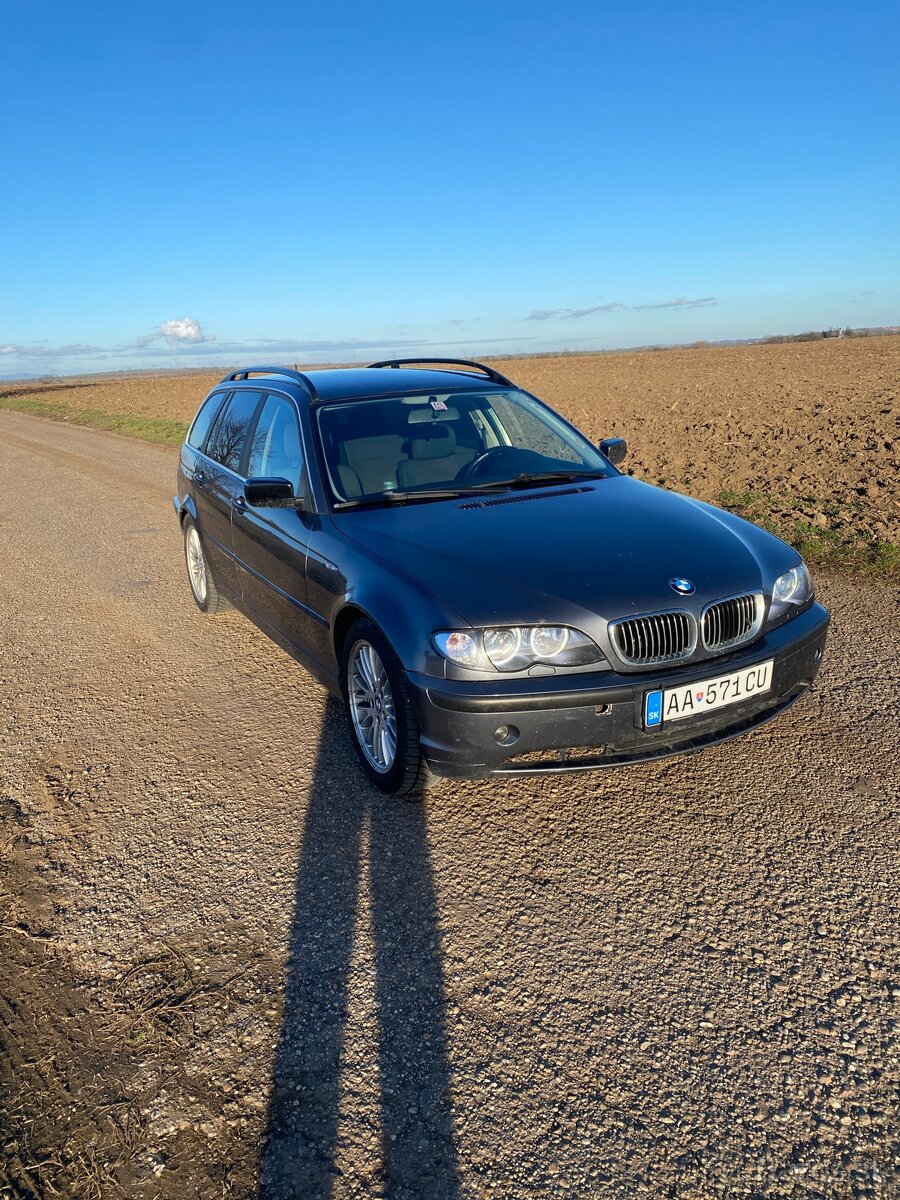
315, 388, 615, 504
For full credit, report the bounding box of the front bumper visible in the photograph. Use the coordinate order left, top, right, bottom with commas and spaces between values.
407, 602, 830, 779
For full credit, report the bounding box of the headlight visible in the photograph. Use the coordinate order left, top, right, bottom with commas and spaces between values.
769, 562, 813, 622
531, 626, 570, 658
436, 631, 483, 668
434, 626, 603, 672
482, 626, 523, 666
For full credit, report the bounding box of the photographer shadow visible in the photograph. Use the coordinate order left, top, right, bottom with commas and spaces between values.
260, 698, 460, 1199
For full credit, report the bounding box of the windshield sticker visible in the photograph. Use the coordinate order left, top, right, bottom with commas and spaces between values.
430, 399, 448, 411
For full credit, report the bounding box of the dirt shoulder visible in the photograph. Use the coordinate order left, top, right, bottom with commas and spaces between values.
3, 336, 898, 576
0, 802, 277, 1198
1, 408, 898, 1199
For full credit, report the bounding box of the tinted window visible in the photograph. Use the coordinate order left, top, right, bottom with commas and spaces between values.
247, 394, 303, 484
187, 391, 228, 450
205, 390, 263, 472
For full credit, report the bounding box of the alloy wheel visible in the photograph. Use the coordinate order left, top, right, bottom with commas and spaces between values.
348, 640, 397, 773
186, 526, 208, 604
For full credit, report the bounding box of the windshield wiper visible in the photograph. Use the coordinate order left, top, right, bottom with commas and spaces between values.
333, 471, 609, 510
334, 487, 474, 510
475, 469, 610, 489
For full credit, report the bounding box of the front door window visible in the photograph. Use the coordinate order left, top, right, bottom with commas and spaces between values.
247, 394, 303, 486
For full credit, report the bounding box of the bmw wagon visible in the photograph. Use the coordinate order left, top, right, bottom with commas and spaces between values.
173, 358, 830, 794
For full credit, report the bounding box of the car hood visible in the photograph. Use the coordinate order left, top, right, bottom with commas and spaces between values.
332, 476, 795, 629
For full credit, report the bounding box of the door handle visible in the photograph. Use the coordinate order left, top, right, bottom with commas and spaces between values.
232, 493, 247, 514
195, 470, 206, 487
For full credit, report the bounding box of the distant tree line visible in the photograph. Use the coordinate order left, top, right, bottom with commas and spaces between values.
760, 326, 900, 344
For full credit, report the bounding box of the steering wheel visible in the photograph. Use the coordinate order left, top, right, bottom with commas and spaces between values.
455, 445, 519, 481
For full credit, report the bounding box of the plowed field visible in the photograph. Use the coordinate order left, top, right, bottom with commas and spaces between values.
4, 335, 899, 570
1, 342, 899, 1198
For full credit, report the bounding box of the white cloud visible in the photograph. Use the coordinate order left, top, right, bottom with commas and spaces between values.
632, 296, 718, 311
0, 341, 102, 358
133, 317, 216, 348
564, 303, 625, 319
0, 329, 537, 377
158, 317, 215, 345
524, 296, 718, 320
524, 309, 565, 321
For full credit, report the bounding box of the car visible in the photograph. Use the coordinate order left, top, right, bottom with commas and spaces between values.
173, 357, 830, 795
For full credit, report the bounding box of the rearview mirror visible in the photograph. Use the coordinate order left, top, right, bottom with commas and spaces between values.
600, 437, 627, 466
245, 477, 302, 508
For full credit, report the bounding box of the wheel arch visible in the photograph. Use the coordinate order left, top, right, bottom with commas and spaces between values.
176, 494, 199, 527
333, 603, 369, 661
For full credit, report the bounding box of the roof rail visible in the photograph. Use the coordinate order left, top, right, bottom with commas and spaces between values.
367, 357, 514, 387
221, 365, 319, 400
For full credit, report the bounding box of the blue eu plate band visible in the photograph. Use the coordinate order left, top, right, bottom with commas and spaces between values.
645, 689, 663, 727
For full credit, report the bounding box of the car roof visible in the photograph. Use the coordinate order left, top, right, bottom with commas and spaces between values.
307, 367, 508, 400
216, 365, 512, 404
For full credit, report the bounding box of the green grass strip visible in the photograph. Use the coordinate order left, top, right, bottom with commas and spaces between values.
0, 393, 188, 447
719, 490, 900, 581
1, 394, 895, 580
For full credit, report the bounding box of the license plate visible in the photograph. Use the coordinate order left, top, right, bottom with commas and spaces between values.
644, 659, 774, 727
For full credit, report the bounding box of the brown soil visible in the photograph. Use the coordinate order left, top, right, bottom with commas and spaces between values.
0, 792, 279, 1198
1, 359, 899, 1198
5, 335, 899, 554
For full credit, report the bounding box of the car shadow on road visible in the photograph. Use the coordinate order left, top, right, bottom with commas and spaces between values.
259, 698, 460, 1199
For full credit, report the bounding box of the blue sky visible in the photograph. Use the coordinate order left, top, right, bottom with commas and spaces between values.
1, 0, 898, 376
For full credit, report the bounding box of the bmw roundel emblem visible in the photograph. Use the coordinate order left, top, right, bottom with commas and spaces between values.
670, 577, 695, 595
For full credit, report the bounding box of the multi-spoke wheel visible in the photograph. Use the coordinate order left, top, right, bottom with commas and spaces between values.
341, 618, 430, 796
348, 641, 398, 773
182, 517, 228, 614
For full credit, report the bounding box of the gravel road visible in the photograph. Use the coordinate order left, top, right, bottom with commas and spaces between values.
1, 409, 898, 1199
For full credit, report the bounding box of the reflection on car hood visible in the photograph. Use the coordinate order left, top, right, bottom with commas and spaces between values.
333, 476, 794, 627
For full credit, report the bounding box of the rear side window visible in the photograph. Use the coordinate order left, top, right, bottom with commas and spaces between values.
205, 390, 263, 472
187, 391, 228, 450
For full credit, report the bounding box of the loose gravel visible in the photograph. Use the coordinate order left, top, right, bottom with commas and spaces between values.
1, 410, 898, 1199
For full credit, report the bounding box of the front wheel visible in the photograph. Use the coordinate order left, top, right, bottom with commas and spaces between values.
341, 618, 430, 797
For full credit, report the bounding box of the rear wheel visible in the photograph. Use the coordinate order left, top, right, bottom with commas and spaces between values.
341, 618, 430, 797
183, 517, 228, 614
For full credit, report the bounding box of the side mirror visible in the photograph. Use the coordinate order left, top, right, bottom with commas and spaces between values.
245, 476, 303, 508
600, 437, 627, 466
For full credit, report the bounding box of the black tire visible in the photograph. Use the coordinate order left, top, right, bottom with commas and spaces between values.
182, 516, 229, 615
340, 617, 430, 797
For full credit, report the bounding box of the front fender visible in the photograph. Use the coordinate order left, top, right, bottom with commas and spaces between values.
310, 525, 466, 679
340, 574, 461, 678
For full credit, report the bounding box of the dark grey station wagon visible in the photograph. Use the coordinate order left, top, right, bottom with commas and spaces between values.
173, 358, 829, 794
